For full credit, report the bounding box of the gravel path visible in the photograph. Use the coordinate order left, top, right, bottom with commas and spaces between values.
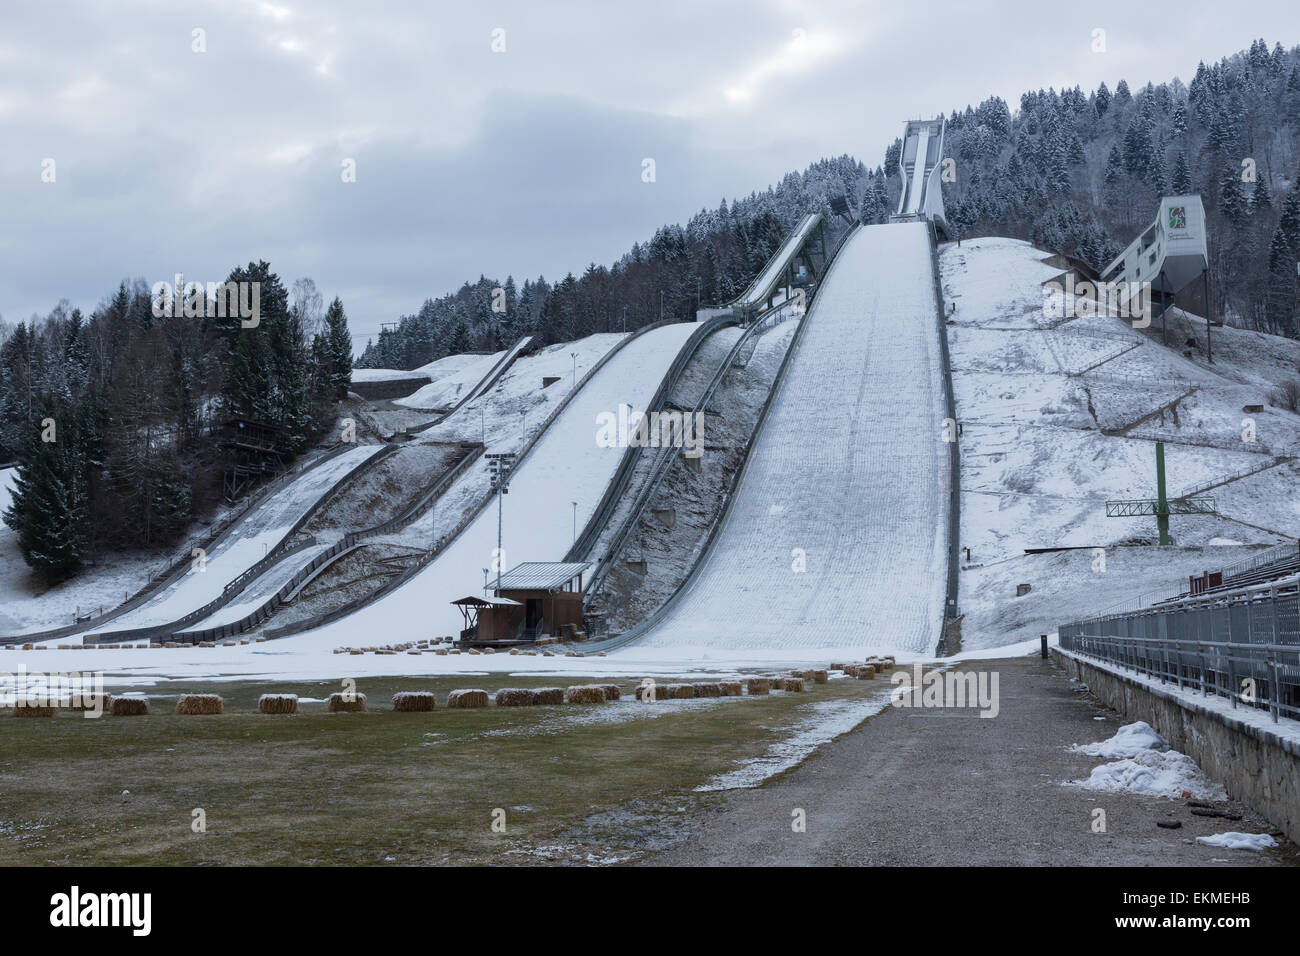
645, 655, 1297, 866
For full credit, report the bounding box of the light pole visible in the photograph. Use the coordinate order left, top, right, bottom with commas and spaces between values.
482, 568, 489, 597
623, 305, 627, 333
486, 453, 516, 592
570, 352, 577, 390
571, 500, 577, 543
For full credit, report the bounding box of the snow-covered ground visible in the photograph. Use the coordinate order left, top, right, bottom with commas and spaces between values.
941, 237, 1300, 650
396, 350, 505, 410
63, 444, 385, 639
632, 223, 948, 655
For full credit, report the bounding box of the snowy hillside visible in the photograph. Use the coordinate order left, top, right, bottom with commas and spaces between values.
941, 237, 1300, 649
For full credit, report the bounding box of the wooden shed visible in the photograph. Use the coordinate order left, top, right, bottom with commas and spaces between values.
453, 562, 589, 645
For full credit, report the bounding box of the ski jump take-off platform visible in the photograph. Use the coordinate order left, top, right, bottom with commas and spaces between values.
891, 118, 951, 238
1100, 194, 1212, 354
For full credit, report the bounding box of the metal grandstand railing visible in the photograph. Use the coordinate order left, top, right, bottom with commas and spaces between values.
1060, 574, 1300, 723
1219, 541, 1300, 588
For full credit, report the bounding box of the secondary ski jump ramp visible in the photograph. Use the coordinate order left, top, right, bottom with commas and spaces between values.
627, 223, 950, 656
300, 322, 703, 645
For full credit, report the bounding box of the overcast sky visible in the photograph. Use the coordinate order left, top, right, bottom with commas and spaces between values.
2, 0, 1296, 350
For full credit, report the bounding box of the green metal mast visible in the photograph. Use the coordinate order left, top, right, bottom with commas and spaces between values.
1104, 441, 1217, 546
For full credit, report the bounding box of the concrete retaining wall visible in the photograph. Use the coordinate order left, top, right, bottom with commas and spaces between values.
350, 376, 430, 401
1053, 647, 1300, 843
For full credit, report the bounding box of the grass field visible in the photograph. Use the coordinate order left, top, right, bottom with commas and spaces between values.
0, 673, 888, 865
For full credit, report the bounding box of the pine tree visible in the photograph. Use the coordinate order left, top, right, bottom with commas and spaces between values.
3, 405, 90, 583
1251, 176, 1272, 214
323, 297, 353, 394
1170, 153, 1192, 193
1219, 164, 1249, 226
1094, 82, 1111, 117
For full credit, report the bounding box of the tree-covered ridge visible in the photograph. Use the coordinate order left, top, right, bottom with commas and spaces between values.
0, 268, 354, 583
355, 156, 867, 370
941, 38, 1300, 336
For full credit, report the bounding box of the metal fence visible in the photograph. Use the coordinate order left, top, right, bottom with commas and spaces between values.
1060, 577, 1300, 723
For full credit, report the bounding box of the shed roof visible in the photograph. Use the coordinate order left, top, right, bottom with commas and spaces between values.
494, 562, 591, 591
450, 595, 522, 608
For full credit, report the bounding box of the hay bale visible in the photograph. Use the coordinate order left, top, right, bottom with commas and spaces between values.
110, 696, 150, 716
666, 683, 696, 699
780, 677, 806, 692
598, 684, 621, 701
719, 680, 743, 697
634, 682, 664, 701
392, 691, 436, 712
533, 687, 565, 705
176, 694, 224, 715
565, 685, 608, 705
745, 678, 771, 695
446, 689, 489, 709
495, 688, 536, 707
66, 693, 111, 713
692, 682, 722, 698
809, 669, 829, 684
258, 694, 299, 714
327, 692, 367, 713
14, 702, 56, 717
856, 664, 876, 680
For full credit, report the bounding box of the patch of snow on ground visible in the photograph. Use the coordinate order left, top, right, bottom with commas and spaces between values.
696, 691, 894, 791
1195, 832, 1278, 851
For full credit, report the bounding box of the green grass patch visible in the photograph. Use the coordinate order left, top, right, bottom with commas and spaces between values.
0, 674, 886, 865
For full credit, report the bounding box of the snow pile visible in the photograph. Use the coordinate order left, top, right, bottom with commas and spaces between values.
1070, 720, 1168, 759
1075, 749, 1226, 800
1067, 721, 1225, 800
1195, 832, 1278, 851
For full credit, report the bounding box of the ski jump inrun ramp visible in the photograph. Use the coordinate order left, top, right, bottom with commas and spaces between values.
631, 222, 951, 655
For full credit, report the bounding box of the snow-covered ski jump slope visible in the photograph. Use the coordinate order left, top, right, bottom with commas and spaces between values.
630, 223, 949, 656
301, 322, 702, 644
69, 444, 385, 639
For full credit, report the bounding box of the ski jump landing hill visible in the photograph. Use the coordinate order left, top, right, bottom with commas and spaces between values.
607, 221, 954, 657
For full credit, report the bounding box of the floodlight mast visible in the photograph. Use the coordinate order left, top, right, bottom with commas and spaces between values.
486, 452, 516, 592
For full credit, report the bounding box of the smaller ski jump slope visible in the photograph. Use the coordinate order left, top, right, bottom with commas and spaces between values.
629, 222, 949, 657
304, 322, 701, 645
72, 444, 385, 638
